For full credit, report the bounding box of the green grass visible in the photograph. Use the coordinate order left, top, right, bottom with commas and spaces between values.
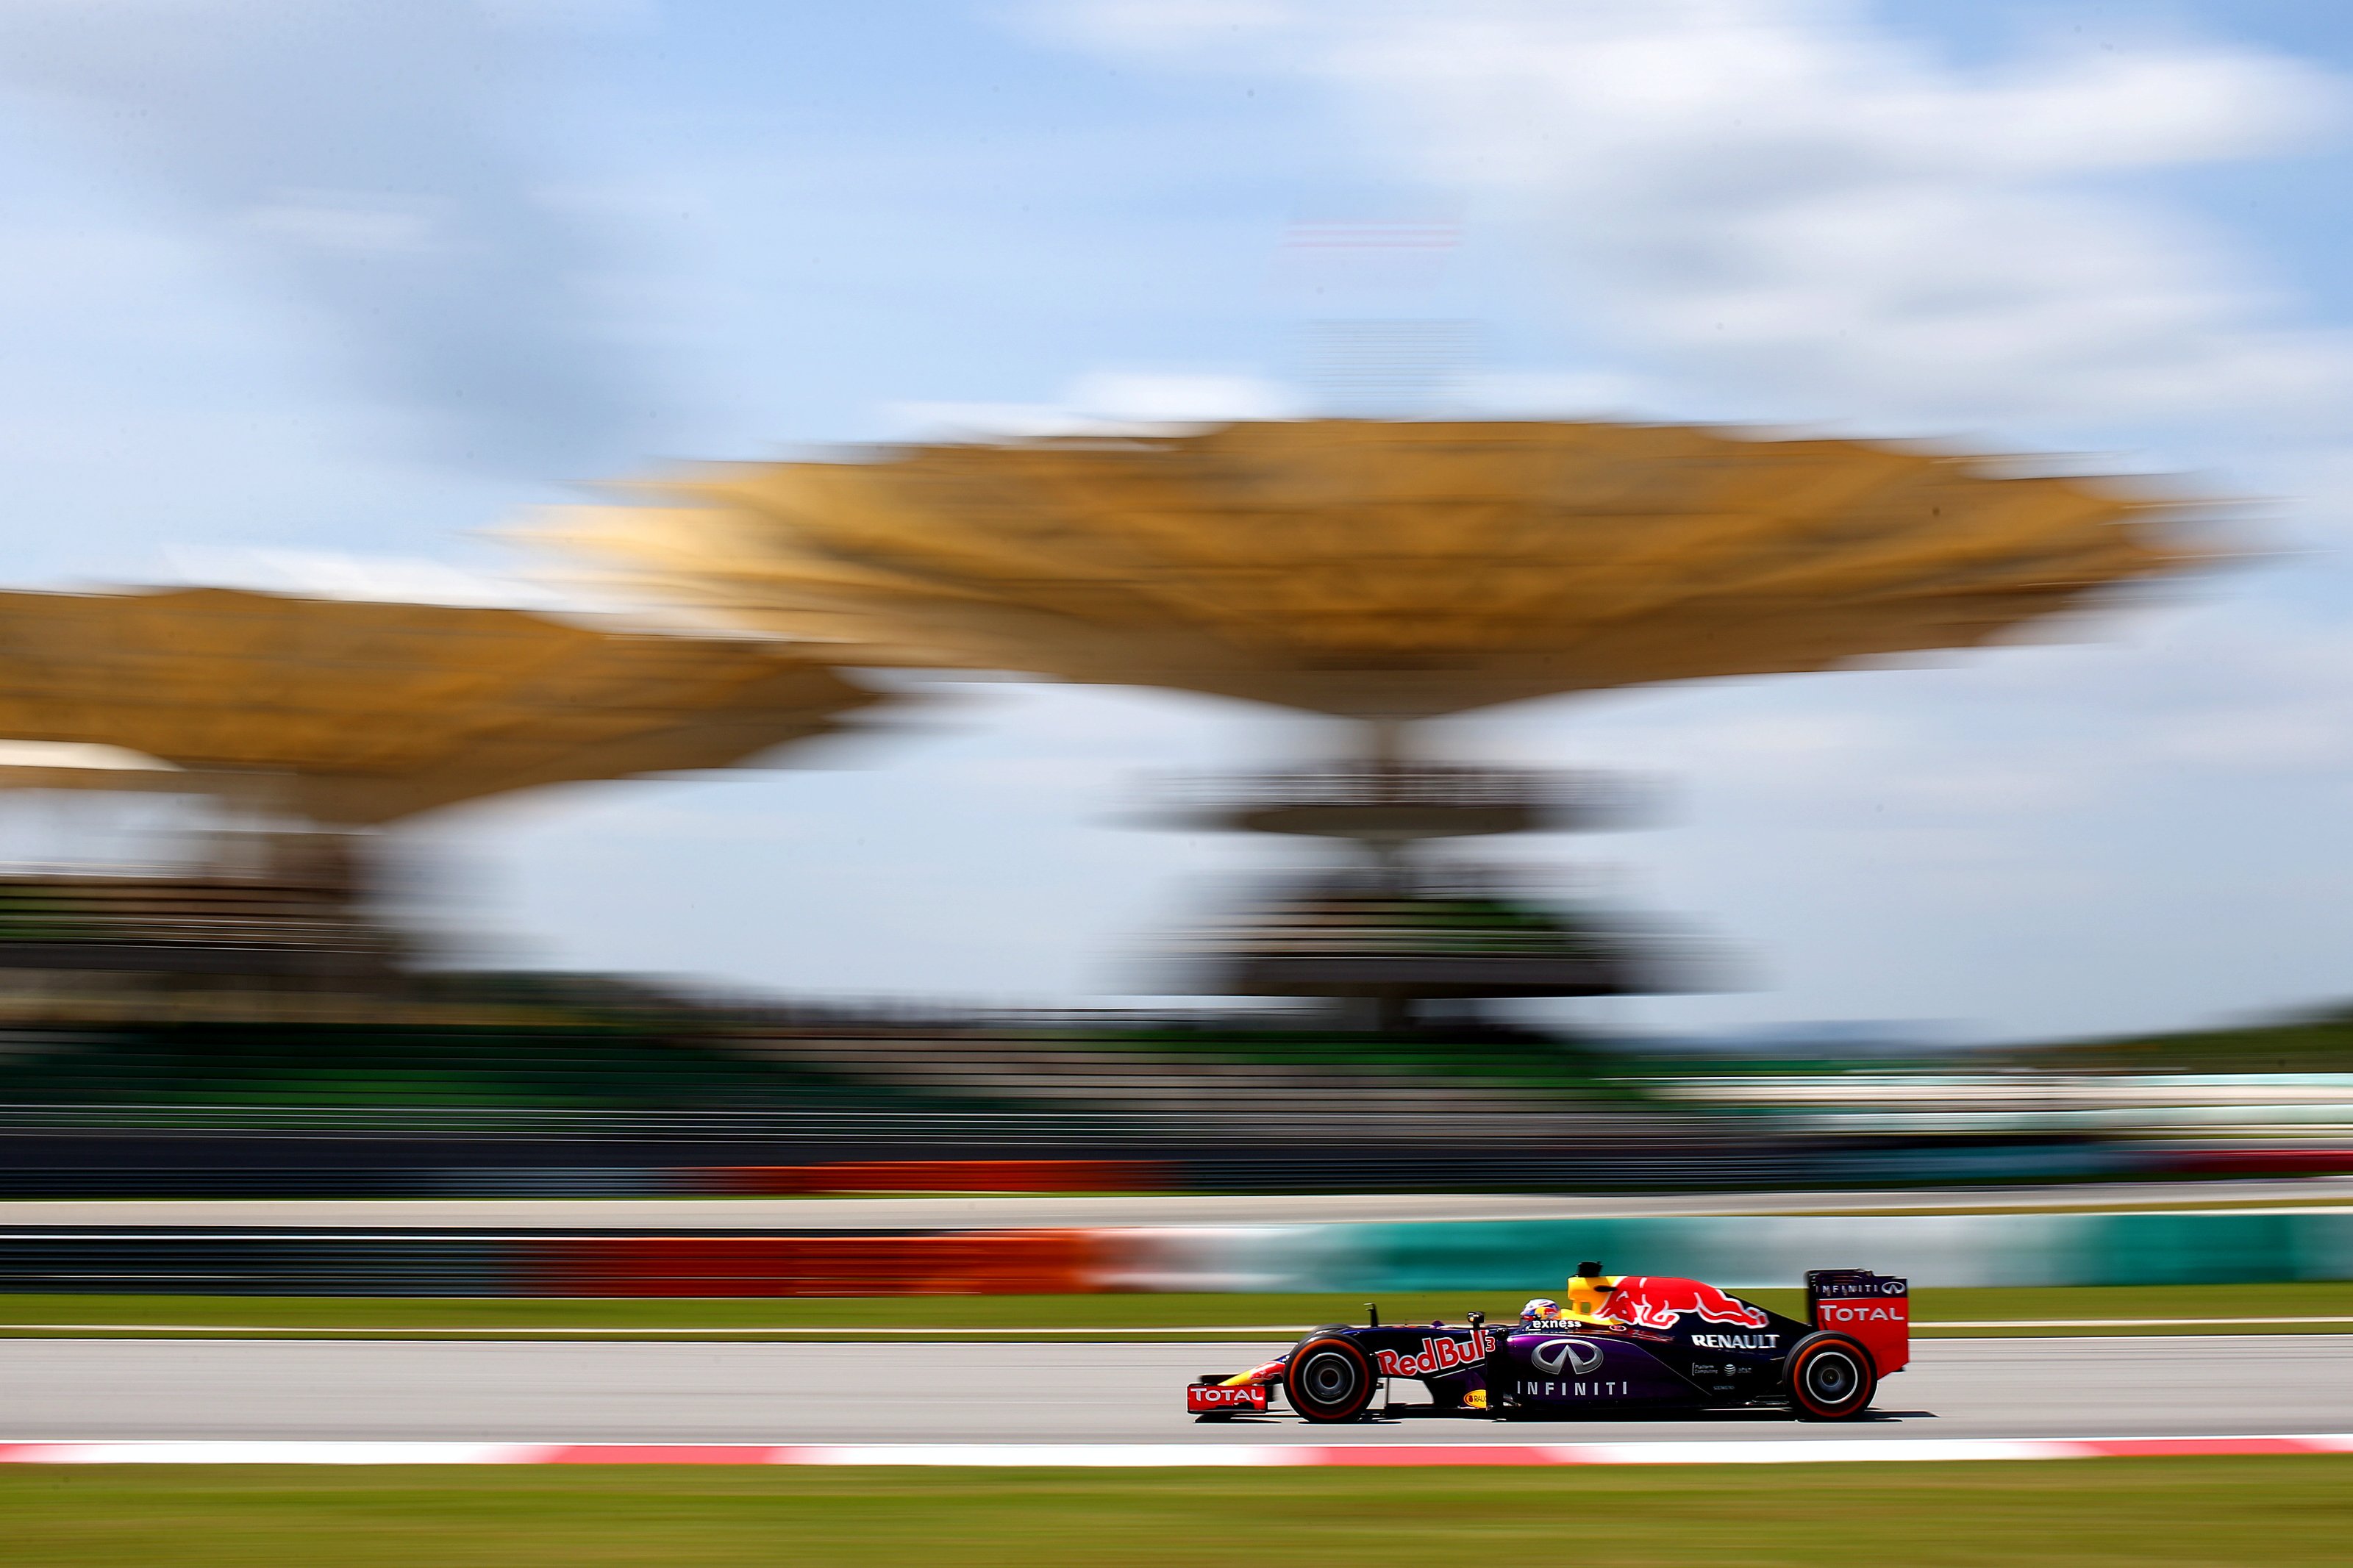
2, 1459, 2348, 1567
2, 1282, 2350, 1339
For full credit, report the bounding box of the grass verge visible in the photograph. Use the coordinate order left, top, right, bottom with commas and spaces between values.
0, 1283, 2349, 1339
3, 1458, 2349, 1567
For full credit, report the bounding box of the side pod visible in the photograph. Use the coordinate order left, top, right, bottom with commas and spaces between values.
1805, 1268, 1909, 1375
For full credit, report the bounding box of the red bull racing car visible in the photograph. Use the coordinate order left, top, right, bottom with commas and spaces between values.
1188, 1266, 1908, 1423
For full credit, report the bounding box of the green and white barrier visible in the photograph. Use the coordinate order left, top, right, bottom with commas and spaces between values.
1096, 1210, 2353, 1292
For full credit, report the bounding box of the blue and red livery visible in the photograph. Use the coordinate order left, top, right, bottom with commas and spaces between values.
1185, 1266, 1907, 1423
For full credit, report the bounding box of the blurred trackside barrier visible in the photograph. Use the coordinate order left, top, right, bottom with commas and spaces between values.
528, 1232, 1095, 1295
696, 1160, 1167, 1195
0, 1229, 1101, 1296
4, 1210, 2353, 1295
0, 1231, 521, 1295
1090, 1210, 2353, 1292
2168, 1149, 2353, 1178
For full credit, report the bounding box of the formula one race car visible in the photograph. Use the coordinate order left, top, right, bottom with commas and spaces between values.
1187, 1266, 1908, 1423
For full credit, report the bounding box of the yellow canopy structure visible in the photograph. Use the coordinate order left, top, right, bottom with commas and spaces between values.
0, 587, 877, 825
537, 419, 2202, 722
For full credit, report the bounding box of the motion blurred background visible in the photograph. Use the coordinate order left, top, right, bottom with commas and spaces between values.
12, 7, 2353, 1565
0, 1, 2346, 1281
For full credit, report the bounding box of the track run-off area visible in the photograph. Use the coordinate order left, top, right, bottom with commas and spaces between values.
4, 1334, 2348, 1450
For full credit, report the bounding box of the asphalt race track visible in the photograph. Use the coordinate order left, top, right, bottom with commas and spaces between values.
3, 1336, 2346, 1445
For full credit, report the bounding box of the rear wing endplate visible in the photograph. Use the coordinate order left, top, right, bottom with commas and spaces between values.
1805, 1268, 1909, 1375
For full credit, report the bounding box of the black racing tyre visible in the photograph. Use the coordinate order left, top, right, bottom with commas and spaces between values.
1785, 1331, 1877, 1421
1285, 1337, 1377, 1423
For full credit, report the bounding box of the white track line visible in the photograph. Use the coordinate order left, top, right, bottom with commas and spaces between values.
2, 1436, 2349, 1466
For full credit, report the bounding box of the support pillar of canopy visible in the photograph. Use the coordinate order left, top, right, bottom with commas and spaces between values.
1135, 753, 1685, 1031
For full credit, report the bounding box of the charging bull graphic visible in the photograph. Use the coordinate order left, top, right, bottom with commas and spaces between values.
1601, 1275, 1772, 1331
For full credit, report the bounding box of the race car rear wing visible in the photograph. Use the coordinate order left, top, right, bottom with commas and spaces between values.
1805, 1268, 1909, 1375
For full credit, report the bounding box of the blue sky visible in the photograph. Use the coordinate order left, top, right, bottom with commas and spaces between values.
5, 0, 2353, 1041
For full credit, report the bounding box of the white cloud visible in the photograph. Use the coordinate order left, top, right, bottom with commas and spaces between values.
1457, 368, 1658, 418
247, 191, 451, 258
0, 0, 648, 475
888, 368, 1304, 439
154, 548, 574, 610
479, 0, 654, 32
1476, 589, 2353, 810
1423, 590, 2353, 1037
1040, 0, 2353, 436
1067, 370, 1304, 423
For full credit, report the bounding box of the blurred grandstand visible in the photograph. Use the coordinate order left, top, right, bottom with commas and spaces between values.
11, 971, 2341, 1195
0, 421, 2295, 1200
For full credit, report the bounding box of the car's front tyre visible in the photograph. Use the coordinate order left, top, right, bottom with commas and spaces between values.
1785, 1331, 1877, 1421
1285, 1337, 1377, 1422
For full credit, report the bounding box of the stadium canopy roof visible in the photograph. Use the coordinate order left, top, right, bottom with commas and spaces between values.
0, 586, 876, 824
536, 419, 2204, 722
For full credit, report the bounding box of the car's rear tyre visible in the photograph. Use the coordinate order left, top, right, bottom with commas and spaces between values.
1285, 1337, 1377, 1422
1785, 1331, 1877, 1421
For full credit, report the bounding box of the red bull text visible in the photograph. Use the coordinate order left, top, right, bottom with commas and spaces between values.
1374, 1329, 1496, 1377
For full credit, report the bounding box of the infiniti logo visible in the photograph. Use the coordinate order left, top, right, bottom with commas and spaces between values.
1529, 1337, 1604, 1376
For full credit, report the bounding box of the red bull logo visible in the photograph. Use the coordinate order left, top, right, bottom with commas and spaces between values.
1603, 1275, 1770, 1331
1374, 1328, 1496, 1377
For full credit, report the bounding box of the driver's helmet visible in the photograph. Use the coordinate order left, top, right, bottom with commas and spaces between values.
1520, 1297, 1563, 1327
